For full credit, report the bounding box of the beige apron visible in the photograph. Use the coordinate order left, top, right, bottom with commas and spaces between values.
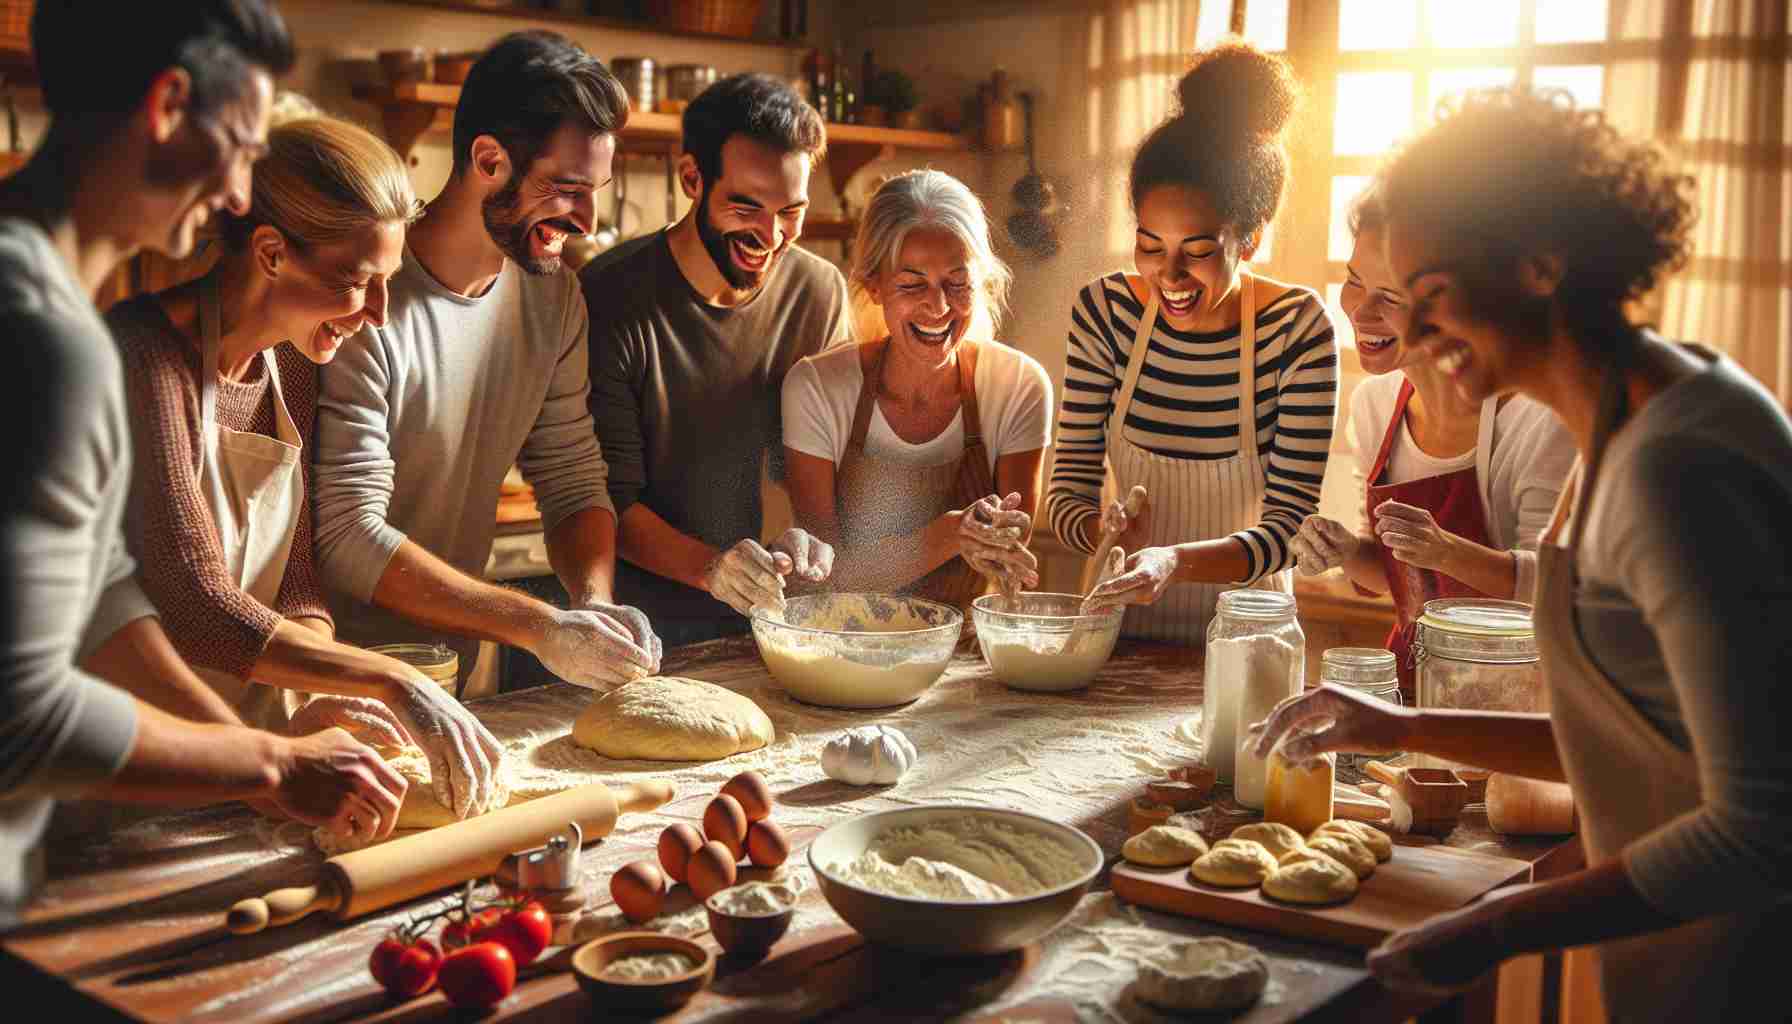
835, 339, 994, 610
1087, 273, 1291, 644
1535, 367, 1786, 1023
194, 278, 307, 732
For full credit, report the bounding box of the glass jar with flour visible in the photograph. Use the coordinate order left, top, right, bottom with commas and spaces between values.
1201, 590, 1304, 809
1319, 647, 1402, 778
1411, 599, 1543, 770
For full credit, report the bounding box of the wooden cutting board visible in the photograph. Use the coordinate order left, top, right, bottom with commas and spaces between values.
1111, 841, 1532, 949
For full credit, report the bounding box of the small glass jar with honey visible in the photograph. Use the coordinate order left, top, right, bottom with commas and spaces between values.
1264, 731, 1335, 836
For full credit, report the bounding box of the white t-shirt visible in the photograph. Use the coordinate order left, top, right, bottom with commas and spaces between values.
1348, 372, 1576, 601
782, 341, 1052, 473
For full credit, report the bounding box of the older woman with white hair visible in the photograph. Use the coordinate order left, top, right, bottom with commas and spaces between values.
781, 169, 1050, 606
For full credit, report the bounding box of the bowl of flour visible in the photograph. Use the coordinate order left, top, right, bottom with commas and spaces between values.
750, 593, 962, 708
808, 805, 1102, 955
971, 592, 1124, 692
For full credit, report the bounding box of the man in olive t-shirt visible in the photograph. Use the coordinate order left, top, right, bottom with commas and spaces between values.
582, 73, 848, 645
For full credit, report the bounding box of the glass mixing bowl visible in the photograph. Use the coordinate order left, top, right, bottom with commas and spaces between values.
970, 592, 1123, 692
749, 593, 962, 708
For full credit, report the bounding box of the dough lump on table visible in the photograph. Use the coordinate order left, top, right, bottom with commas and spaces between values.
312, 744, 524, 854
1136, 936, 1269, 1013
1189, 839, 1278, 888
573, 676, 774, 761
1122, 826, 1208, 867
1263, 856, 1358, 905
1229, 822, 1306, 861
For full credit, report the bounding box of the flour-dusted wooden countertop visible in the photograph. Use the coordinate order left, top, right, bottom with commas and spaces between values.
2, 638, 1579, 1022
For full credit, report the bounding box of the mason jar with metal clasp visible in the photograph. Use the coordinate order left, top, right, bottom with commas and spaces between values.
1410, 599, 1543, 770
1320, 646, 1402, 778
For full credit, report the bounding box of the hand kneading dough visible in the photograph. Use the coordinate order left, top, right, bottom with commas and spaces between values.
387, 745, 515, 829
1122, 826, 1209, 867
574, 677, 774, 761
1263, 856, 1358, 905
1311, 819, 1393, 862
1306, 833, 1376, 879
1229, 821, 1306, 861
1137, 936, 1269, 1012
1190, 839, 1279, 887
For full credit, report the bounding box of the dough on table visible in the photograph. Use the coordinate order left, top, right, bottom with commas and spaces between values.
1229, 821, 1306, 861
1122, 826, 1208, 867
312, 744, 529, 854
1263, 856, 1358, 905
573, 676, 774, 761
1306, 833, 1376, 879
1136, 936, 1269, 1013
1310, 819, 1393, 862
1189, 839, 1278, 888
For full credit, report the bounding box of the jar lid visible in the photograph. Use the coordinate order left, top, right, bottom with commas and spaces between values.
1321, 647, 1398, 686
1415, 599, 1537, 662
1215, 589, 1297, 621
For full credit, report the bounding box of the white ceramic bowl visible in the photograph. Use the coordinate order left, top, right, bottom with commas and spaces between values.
971, 593, 1123, 692
750, 593, 962, 708
807, 805, 1102, 956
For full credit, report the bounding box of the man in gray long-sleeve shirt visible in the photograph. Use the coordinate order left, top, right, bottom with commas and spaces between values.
583, 74, 847, 645
4, 2, 405, 926
314, 32, 660, 695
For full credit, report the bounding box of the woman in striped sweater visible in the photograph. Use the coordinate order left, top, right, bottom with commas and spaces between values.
1054, 42, 1340, 642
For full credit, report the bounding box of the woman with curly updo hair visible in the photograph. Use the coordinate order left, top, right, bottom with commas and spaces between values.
1248, 87, 1792, 1019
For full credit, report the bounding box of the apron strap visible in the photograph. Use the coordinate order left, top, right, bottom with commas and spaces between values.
1366, 376, 1417, 491
1235, 272, 1262, 478
956, 341, 983, 446
847, 339, 887, 449
197, 276, 224, 476
1109, 283, 1159, 435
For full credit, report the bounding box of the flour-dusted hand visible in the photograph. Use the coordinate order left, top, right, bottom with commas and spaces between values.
287, 694, 413, 751
1291, 514, 1361, 576
273, 728, 408, 843
767, 527, 835, 584
1099, 484, 1150, 550
1373, 501, 1457, 572
1082, 546, 1179, 610
380, 672, 506, 820
1245, 682, 1414, 762
534, 607, 658, 690
581, 598, 663, 674
960, 493, 1039, 591
705, 537, 794, 614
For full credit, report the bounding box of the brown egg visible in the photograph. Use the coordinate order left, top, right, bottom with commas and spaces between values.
657, 823, 705, 884
687, 840, 739, 901
702, 794, 749, 859
720, 771, 773, 822
745, 819, 790, 868
610, 860, 666, 923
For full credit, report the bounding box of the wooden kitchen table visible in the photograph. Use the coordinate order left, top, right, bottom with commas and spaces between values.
2, 637, 1582, 1023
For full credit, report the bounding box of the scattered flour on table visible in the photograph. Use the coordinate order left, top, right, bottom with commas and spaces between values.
829, 817, 1085, 900
710, 881, 793, 915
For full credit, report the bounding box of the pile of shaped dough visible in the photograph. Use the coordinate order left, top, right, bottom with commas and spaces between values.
574, 676, 774, 761
1229, 822, 1306, 861
1263, 855, 1358, 905
1306, 833, 1376, 880
1310, 819, 1393, 862
1136, 936, 1269, 1013
1122, 826, 1208, 867
1190, 838, 1279, 887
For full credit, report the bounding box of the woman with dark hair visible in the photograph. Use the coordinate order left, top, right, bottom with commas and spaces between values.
1289, 189, 1573, 699
1249, 87, 1792, 1020
1049, 41, 1340, 642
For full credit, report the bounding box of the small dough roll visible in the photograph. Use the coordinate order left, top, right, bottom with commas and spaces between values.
1123, 826, 1209, 867
1310, 819, 1393, 862
1190, 839, 1279, 888
1229, 822, 1306, 861
1136, 936, 1269, 1013
1263, 856, 1358, 905
1307, 833, 1376, 880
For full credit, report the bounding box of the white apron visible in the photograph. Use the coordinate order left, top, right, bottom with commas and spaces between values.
1087, 272, 1292, 644
194, 278, 307, 732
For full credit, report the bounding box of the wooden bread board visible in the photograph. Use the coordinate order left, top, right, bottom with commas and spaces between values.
1111, 841, 1532, 949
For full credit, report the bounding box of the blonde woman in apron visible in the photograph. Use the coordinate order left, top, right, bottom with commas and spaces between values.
108, 110, 503, 822
1053, 42, 1339, 642
1244, 86, 1792, 1021
783, 170, 1050, 607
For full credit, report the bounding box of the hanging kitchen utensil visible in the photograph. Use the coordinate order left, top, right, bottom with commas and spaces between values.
1006, 92, 1060, 259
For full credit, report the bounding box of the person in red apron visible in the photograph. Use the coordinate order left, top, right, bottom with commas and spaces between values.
783, 170, 1049, 607
1054, 43, 1339, 642
1243, 87, 1792, 1022
1291, 190, 1573, 699
108, 112, 504, 823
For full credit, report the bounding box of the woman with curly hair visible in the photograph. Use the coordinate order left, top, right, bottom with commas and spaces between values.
1247, 86, 1792, 1019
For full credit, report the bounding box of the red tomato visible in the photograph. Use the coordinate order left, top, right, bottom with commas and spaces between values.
438, 942, 516, 1009
442, 908, 502, 950
368, 936, 441, 998
480, 902, 552, 966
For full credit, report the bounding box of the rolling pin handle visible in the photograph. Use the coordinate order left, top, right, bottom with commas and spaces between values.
616, 779, 674, 814
226, 881, 341, 934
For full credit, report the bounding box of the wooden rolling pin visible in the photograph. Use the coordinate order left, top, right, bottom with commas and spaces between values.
1486, 774, 1577, 835
226, 779, 672, 934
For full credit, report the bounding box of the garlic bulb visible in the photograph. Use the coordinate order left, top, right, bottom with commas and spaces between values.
821, 725, 917, 786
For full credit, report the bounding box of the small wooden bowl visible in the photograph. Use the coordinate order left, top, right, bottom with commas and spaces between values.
434, 53, 478, 85
571, 932, 714, 1012
705, 883, 796, 957
1127, 798, 1174, 837
1400, 768, 1470, 835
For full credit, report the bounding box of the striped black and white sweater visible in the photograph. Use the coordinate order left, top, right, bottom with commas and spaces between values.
1046, 272, 1340, 583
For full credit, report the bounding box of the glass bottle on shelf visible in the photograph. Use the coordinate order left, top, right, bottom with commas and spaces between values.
802, 48, 834, 121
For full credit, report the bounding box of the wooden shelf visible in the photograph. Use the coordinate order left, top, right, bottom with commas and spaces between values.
363, 0, 810, 53
352, 81, 969, 196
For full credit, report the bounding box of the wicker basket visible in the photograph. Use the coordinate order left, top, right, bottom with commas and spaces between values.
646, 0, 763, 39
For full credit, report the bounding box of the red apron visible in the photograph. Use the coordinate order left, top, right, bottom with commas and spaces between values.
1364, 378, 1495, 701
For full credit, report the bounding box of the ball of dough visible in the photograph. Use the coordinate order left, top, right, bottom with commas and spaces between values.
1307, 833, 1376, 880
1122, 826, 1209, 867
1136, 936, 1269, 1013
1310, 819, 1393, 862
1190, 839, 1279, 888
1263, 856, 1358, 905
573, 677, 774, 761
1229, 822, 1306, 861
